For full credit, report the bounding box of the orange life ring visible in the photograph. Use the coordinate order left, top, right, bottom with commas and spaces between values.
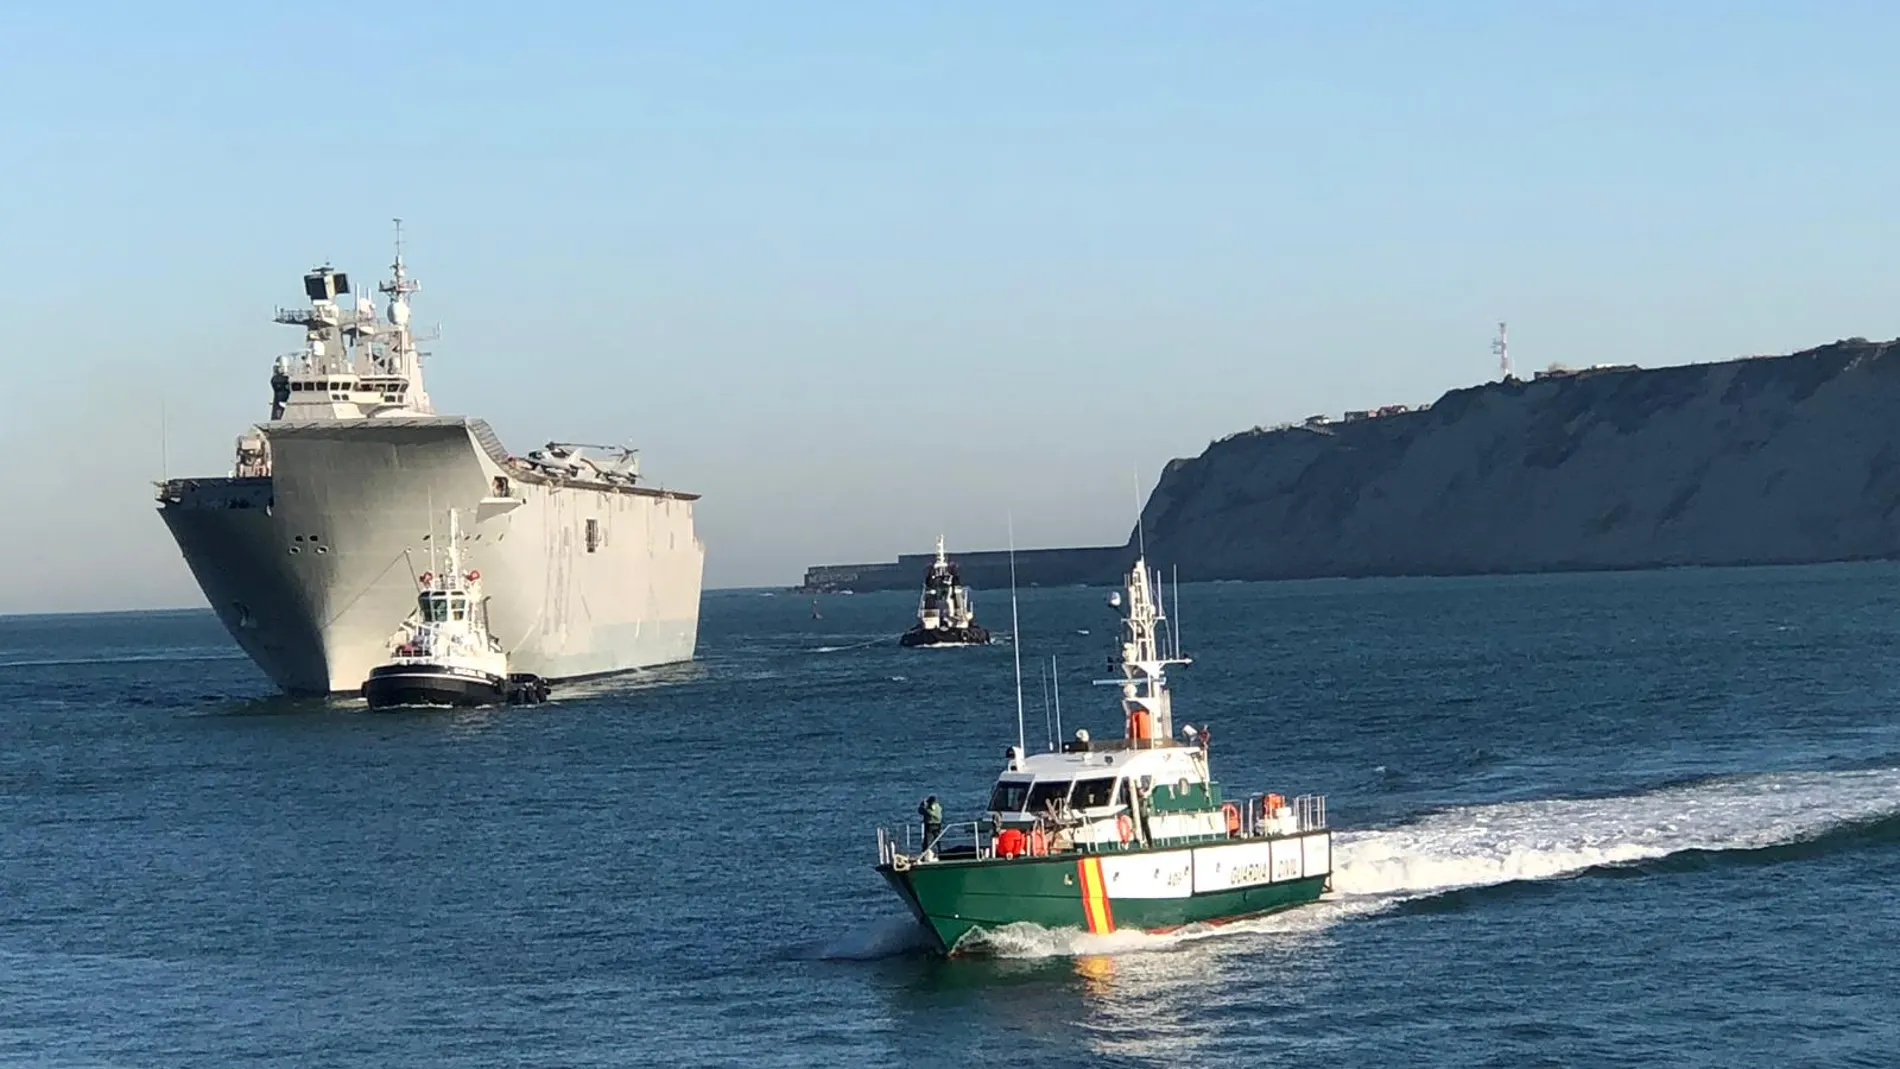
1116, 813, 1134, 845
1222, 801, 1241, 836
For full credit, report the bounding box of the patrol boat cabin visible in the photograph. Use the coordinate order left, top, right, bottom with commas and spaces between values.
875, 557, 1333, 955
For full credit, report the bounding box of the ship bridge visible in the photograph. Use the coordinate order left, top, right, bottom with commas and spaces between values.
266, 226, 434, 425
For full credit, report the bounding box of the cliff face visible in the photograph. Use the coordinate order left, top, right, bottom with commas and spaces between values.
1139, 339, 1900, 580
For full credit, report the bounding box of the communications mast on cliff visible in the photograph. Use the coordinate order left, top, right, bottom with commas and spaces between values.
1493, 321, 1512, 381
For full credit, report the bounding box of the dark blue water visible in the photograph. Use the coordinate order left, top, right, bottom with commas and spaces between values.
4, 565, 1899, 1067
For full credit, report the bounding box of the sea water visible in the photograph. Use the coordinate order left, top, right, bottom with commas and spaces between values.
2, 564, 1897, 1067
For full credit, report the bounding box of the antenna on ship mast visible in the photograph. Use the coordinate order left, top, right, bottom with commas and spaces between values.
1051, 654, 1063, 748
1171, 563, 1181, 660
1132, 468, 1147, 559
1494, 321, 1511, 381
1009, 513, 1026, 756
1039, 661, 1053, 751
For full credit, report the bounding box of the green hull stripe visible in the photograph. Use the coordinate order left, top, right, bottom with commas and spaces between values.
882, 854, 1328, 954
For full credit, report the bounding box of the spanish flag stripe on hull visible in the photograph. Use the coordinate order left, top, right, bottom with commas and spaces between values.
1076, 856, 1114, 934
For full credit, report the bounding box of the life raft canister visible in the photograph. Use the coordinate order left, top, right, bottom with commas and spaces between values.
1116, 813, 1134, 845
995, 827, 1027, 859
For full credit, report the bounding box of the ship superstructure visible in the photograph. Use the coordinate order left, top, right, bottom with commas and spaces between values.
157, 223, 705, 694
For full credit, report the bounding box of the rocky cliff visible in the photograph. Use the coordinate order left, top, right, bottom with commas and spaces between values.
1138, 339, 1900, 580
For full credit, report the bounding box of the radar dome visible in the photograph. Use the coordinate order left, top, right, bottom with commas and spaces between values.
387, 299, 411, 327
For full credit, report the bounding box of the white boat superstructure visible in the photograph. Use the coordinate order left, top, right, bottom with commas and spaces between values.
157, 223, 705, 694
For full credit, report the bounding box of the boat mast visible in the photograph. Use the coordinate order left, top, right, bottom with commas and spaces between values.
1009, 518, 1025, 755
1113, 557, 1190, 747
445, 507, 462, 582
379, 217, 432, 414
1051, 654, 1062, 746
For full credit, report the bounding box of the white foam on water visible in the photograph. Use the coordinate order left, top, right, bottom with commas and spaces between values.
959, 767, 1900, 960
1331, 766, 1900, 898
810, 636, 894, 654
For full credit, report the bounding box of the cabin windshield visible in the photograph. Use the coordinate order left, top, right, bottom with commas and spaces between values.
421, 593, 449, 622
450, 596, 468, 621
987, 780, 1031, 813
1025, 780, 1073, 812
1070, 777, 1121, 809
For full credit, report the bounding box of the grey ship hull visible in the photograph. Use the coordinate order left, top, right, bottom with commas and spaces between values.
158, 417, 704, 694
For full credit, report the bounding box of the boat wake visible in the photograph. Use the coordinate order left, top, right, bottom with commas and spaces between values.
0, 649, 250, 670
810, 636, 898, 654
945, 766, 1900, 960
1333, 767, 1900, 896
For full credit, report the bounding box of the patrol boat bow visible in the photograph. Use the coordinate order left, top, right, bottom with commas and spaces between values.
875, 557, 1333, 955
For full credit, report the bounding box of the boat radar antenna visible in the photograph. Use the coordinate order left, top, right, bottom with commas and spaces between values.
1494, 321, 1511, 381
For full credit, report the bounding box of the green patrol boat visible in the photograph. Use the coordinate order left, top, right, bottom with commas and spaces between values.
876, 556, 1333, 956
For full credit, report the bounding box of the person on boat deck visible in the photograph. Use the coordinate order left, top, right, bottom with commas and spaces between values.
918, 796, 943, 850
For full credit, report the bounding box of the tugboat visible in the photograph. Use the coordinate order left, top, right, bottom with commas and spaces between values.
361, 511, 550, 709
875, 556, 1332, 955
898, 537, 991, 647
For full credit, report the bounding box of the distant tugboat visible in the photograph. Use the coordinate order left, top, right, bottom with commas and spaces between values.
362, 511, 550, 709
875, 555, 1333, 955
899, 537, 991, 647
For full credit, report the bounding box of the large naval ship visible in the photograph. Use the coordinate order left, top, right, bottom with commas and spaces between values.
156, 224, 705, 694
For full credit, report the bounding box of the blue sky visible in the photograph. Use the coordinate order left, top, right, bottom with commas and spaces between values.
3, 2, 1898, 610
